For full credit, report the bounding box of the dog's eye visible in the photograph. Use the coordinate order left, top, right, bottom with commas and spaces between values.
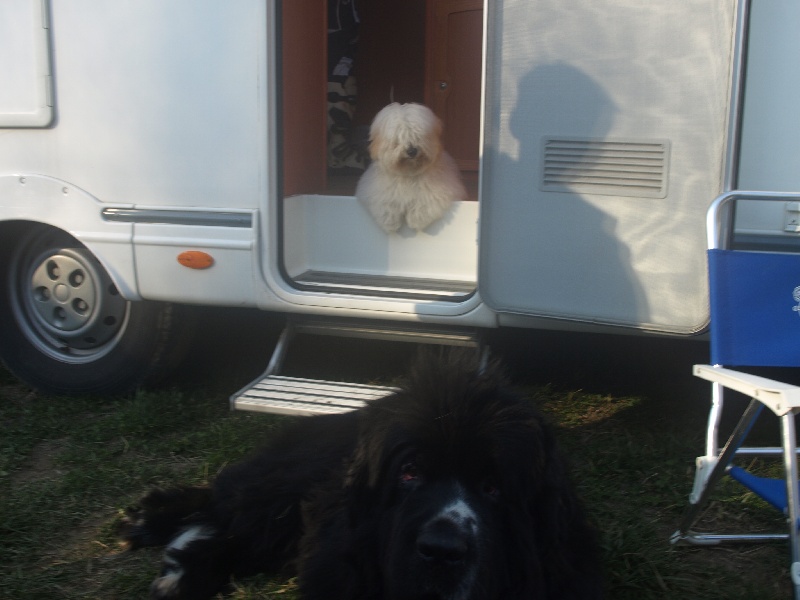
481, 480, 500, 500
399, 462, 420, 485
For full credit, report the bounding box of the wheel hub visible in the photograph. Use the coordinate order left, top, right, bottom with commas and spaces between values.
20, 247, 129, 353
30, 252, 101, 335
53, 283, 70, 303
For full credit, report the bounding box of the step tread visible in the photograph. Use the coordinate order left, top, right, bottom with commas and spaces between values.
232, 375, 397, 416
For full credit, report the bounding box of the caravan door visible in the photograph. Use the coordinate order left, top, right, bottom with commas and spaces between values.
478, 0, 740, 334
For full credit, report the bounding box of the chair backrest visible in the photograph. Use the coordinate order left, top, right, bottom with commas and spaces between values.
706, 192, 800, 367
708, 247, 800, 366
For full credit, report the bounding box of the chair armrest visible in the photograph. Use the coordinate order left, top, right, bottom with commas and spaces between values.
694, 364, 800, 416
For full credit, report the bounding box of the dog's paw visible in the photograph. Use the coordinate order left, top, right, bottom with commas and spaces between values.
372, 210, 403, 233
150, 569, 185, 599
404, 214, 434, 232
404, 200, 451, 232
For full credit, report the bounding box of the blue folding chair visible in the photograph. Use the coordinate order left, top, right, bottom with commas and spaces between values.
672, 191, 800, 598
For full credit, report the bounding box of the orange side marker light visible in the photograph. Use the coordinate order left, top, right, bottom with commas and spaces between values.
177, 250, 214, 269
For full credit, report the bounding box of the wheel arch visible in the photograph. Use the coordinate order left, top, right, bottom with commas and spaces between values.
0, 174, 140, 300
0, 218, 195, 395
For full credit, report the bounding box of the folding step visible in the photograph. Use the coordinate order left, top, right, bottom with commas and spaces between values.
232, 375, 397, 416
288, 316, 482, 347
230, 316, 485, 416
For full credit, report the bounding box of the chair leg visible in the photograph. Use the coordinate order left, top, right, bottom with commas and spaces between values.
685, 382, 725, 507
780, 412, 800, 599
705, 382, 724, 457
673, 398, 764, 543
689, 383, 727, 506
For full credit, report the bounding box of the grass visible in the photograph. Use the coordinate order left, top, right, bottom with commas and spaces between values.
0, 326, 795, 599
0, 366, 294, 599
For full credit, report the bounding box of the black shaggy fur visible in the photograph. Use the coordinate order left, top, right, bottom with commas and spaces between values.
119, 352, 602, 599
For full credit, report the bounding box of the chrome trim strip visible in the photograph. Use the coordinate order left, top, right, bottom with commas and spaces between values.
101, 208, 252, 228
723, 0, 750, 191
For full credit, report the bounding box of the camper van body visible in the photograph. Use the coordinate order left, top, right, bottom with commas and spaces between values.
0, 0, 798, 393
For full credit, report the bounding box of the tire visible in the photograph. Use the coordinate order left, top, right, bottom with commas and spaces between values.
0, 224, 193, 395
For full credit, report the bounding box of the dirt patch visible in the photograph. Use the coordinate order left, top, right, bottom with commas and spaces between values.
0, 379, 38, 418
10, 438, 68, 486
49, 510, 123, 561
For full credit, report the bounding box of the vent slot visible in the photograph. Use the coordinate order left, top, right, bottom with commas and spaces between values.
541, 138, 670, 198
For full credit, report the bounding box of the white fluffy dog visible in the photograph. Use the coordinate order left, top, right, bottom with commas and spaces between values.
356, 102, 466, 233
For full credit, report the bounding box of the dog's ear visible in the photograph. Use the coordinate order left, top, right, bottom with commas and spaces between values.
525, 425, 603, 598
368, 131, 384, 163
342, 419, 386, 519
343, 410, 410, 522
367, 102, 403, 162
344, 433, 372, 492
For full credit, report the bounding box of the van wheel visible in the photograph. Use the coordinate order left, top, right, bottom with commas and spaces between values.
0, 225, 191, 395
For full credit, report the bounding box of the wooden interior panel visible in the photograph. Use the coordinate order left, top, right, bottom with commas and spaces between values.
281, 0, 328, 196
425, 0, 483, 171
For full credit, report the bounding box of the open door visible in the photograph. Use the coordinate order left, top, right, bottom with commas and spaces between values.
279, 0, 482, 302
479, 0, 739, 334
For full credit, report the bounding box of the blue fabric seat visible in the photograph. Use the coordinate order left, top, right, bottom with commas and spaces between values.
708, 247, 800, 367
728, 466, 791, 513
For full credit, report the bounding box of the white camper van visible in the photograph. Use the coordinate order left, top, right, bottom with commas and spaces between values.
0, 1, 798, 410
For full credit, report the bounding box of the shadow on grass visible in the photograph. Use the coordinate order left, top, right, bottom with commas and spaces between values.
491, 329, 792, 599
0, 312, 795, 598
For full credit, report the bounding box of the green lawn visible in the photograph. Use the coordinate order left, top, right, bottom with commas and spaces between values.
0, 328, 794, 599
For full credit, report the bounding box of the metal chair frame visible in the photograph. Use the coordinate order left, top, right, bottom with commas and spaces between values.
672, 191, 800, 598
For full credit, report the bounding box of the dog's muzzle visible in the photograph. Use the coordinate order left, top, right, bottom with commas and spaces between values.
417, 517, 471, 566
411, 508, 480, 600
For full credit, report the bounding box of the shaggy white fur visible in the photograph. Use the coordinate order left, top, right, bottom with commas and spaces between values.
356, 102, 466, 233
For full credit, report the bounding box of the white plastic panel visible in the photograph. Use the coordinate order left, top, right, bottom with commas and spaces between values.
0, 0, 53, 127
479, 0, 737, 333
283, 195, 478, 282
0, 1, 268, 208
133, 221, 258, 306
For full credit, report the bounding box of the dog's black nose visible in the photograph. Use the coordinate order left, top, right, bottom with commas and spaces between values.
416, 520, 469, 565
406, 146, 419, 158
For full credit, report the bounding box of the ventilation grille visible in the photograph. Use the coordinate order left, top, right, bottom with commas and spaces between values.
541, 138, 670, 198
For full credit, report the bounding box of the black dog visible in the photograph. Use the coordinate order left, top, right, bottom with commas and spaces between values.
119, 353, 602, 599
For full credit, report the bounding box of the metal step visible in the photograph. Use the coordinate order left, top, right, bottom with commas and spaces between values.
230, 317, 484, 416
290, 316, 482, 346
231, 375, 396, 416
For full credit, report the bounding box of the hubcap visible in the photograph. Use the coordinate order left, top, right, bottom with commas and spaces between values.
30, 252, 100, 335
13, 244, 130, 361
